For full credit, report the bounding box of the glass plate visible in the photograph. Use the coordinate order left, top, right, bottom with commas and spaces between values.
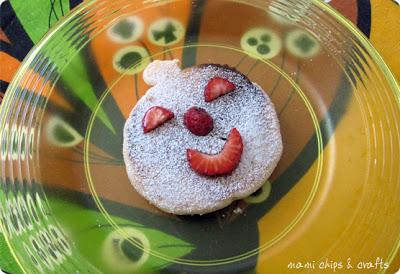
0, 0, 399, 273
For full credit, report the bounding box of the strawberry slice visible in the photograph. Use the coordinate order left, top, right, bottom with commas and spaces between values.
204, 77, 236, 102
142, 106, 174, 133
187, 128, 243, 176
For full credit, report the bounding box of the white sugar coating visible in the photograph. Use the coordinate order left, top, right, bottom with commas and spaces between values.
123, 60, 283, 215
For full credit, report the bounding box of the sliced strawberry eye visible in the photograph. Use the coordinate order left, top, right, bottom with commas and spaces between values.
142, 106, 174, 133
204, 77, 236, 102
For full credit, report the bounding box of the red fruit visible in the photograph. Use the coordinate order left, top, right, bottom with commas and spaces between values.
142, 106, 174, 133
183, 107, 214, 136
187, 128, 243, 176
204, 77, 236, 102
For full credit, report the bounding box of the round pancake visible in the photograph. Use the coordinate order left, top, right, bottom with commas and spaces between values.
123, 60, 282, 215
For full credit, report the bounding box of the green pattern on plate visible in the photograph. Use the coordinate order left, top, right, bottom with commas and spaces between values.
50, 197, 195, 273
10, 0, 70, 43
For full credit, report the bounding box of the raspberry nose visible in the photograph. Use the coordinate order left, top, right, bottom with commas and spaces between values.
183, 107, 214, 136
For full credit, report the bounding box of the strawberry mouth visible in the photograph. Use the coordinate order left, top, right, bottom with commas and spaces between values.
187, 128, 244, 176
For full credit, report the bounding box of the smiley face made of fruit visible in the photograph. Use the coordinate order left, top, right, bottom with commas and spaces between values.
123, 60, 283, 215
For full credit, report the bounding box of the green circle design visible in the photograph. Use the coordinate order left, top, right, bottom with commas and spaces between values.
148, 18, 185, 47
113, 46, 150, 75
285, 29, 320, 58
244, 181, 272, 204
107, 16, 144, 44
101, 227, 150, 272
45, 116, 83, 147
240, 28, 282, 59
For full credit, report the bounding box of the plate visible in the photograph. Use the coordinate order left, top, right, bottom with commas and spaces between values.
0, 0, 399, 273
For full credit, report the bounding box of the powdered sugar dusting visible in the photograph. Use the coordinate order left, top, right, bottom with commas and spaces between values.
123, 60, 283, 215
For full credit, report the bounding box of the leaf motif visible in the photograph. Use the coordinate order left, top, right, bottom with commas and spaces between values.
49, 197, 195, 273
10, 0, 70, 43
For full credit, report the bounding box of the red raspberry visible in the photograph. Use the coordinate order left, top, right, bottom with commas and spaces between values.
183, 107, 214, 136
